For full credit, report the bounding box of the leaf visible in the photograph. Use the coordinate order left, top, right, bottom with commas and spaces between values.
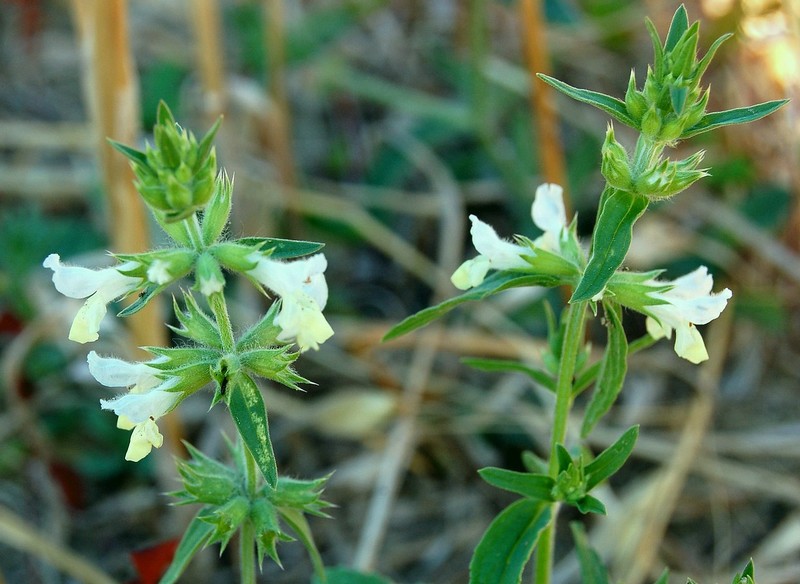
570, 522, 611, 584
313, 567, 395, 584
158, 515, 214, 584
235, 237, 325, 259
537, 74, 637, 129
279, 508, 326, 582
228, 374, 278, 488
117, 284, 167, 317
461, 358, 555, 392
584, 425, 639, 491
653, 568, 670, 584
670, 85, 688, 115
478, 468, 555, 502
108, 139, 148, 167
581, 302, 628, 437
571, 187, 649, 303
681, 100, 788, 139
664, 4, 689, 52
574, 494, 606, 515
383, 271, 560, 341
469, 500, 551, 584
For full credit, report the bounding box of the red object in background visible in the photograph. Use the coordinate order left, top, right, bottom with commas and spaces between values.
128, 539, 180, 584
4, 0, 43, 50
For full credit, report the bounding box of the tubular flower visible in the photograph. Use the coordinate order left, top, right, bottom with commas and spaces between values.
451, 183, 573, 291
643, 267, 731, 364
247, 253, 334, 351
89, 351, 177, 462
43, 254, 142, 343
530, 183, 569, 254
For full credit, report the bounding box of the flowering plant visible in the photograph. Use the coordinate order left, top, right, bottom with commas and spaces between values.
44, 102, 334, 583
385, 5, 785, 583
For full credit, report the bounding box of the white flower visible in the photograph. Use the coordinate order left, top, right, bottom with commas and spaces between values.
89, 351, 176, 462
99, 378, 180, 462
247, 253, 334, 351
43, 254, 142, 343
531, 183, 568, 254
451, 216, 530, 290
643, 266, 732, 364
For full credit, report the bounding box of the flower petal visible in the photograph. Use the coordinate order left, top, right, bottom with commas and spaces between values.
99, 382, 179, 425
469, 216, 529, 270
531, 183, 567, 235
275, 293, 334, 351
451, 256, 491, 290
674, 323, 709, 364
87, 351, 161, 392
125, 419, 164, 462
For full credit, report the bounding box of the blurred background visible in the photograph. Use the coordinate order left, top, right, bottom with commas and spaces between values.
0, 0, 798, 582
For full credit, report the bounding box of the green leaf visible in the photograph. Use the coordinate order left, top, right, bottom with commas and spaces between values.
653, 568, 670, 584
584, 425, 639, 491
116, 284, 166, 317
681, 100, 788, 139
158, 515, 215, 584
664, 5, 689, 52
169, 291, 224, 349
469, 500, 551, 584
570, 522, 611, 584
196, 115, 222, 166
670, 85, 688, 115
228, 374, 278, 488
461, 358, 555, 392
383, 271, 560, 341
537, 74, 637, 129
581, 302, 628, 437
279, 508, 326, 582
235, 237, 325, 259
571, 187, 649, 303
314, 567, 395, 584
107, 139, 148, 167
574, 494, 606, 515
478, 468, 555, 502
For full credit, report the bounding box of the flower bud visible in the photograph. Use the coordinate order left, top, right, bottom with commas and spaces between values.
624, 70, 648, 122
196, 252, 225, 296
635, 151, 707, 199
601, 125, 632, 190
640, 105, 662, 139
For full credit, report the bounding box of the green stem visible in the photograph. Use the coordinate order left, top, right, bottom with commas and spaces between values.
534, 302, 588, 584
208, 292, 236, 352
239, 517, 257, 584
183, 212, 205, 251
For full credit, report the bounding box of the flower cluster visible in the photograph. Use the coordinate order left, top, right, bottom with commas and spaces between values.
43, 103, 334, 462
452, 183, 730, 363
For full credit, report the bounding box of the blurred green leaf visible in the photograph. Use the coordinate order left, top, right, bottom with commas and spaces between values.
469, 500, 551, 584
158, 515, 214, 584
314, 567, 394, 584
681, 100, 788, 139
478, 467, 555, 502
462, 357, 555, 392
570, 522, 610, 584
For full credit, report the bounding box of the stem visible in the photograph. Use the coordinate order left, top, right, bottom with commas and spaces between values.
208, 292, 235, 352
534, 302, 588, 584
183, 212, 205, 250
239, 518, 257, 584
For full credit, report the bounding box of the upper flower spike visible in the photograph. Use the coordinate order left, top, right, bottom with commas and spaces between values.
247, 253, 334, 352
43, 254, 142, 343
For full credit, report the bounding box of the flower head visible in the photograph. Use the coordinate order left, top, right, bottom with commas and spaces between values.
43, 254, 142, 343
611, 266, 731, 364
89, 351, 178, 462
451, 183, 577, 290
247, 253, 334, 351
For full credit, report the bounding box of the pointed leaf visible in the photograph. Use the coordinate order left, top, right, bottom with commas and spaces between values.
384, 271, 560, 341
158, 515, 214, 584
574, 494, 606, 515
653, 569, 670, 584
461, 358, 555, 392
279, 508, 326, 582
537, 74, 637, 128
196, 116, 222, 165
469, 500, 551, 584
681, 100, 788, 139
108, 139, 148, 167
670, 85, 688, 115
581, 302, 628, 437
571, 188, 649, 303
570, 522, 611, 584
235, 237, 325, 259
664, 5, 689, 52
117, 284, 166, 317
228, 374, 278, 488
585, 425, 639, 491
478, 468, 555, 502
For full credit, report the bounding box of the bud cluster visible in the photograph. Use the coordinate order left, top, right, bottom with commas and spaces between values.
111, 102, 220, 222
